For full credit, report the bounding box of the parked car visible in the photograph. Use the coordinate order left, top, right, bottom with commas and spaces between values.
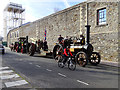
0, 44, 5, 54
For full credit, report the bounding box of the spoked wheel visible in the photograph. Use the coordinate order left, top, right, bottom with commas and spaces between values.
68, 58, 76, 71
55, 55, 62, 62
53, 45, 63, 62
28, 44, 35, 56
58, 56, 64, 68
76, 51, 88, 67
89, 52, 101, 65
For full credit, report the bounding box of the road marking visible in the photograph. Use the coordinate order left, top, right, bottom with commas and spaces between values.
29, 63, 33, 65
0, 67, 9, 70
58, 73, 66, 78
0, 74, 19, 79
0, 70, 14, 74
77, 80, 89, 85
5, 80, 28, 87
20, 59, 23, 60
46, 69, 52, 72
36, 65, 41, 68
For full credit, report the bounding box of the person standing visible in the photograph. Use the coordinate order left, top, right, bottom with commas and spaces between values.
64, 36, 69, 48
80, 34, 85, 45
58, 35, 64, 44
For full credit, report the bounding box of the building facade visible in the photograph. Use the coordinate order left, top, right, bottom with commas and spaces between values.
4, 2, 25, 41
7, 1, 119, 62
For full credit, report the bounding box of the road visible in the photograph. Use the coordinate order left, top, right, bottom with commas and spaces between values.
0, 48, 119, 89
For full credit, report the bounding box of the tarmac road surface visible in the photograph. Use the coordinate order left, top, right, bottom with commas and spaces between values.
1, 48, 119, 89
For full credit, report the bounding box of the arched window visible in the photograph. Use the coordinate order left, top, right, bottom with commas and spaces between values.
15, 32, 16, 37
17, 31, 19, 37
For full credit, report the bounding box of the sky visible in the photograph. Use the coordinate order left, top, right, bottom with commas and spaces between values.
0, 0, 86, 37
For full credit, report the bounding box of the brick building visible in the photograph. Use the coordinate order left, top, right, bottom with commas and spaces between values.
7, 1, 119, 62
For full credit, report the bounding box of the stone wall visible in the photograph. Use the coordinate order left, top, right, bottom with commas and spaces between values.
118, 2, 120, 62
7, 2, 119, 62
88, 2, 119, 62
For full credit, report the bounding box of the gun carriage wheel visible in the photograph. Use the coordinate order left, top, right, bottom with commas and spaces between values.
75, 51, 88, 67
89, 52, 101, 65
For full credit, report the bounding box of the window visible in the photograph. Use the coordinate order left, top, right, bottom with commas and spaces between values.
97, 8, 106, 25
10, 33, 12, 38
15, 32, 16, 37
17, 31, 19, 37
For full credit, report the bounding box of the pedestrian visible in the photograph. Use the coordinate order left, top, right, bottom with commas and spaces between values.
43, 40, 48, 51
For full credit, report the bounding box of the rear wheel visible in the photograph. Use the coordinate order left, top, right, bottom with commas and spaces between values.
53, 45, 63, 62
28, 44, 35, 56
76, 51, 88, 67
89, 52, 101, 65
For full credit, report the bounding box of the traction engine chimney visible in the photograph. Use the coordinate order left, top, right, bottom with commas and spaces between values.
85, 25, 91, 44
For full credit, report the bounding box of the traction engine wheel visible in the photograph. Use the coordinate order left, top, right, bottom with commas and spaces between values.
89, 52, 101, 65
53, 45, 63, 62
76, 51, 88, 67
28, 44, 35, 56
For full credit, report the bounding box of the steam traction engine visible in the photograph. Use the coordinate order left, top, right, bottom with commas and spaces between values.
16, 37, 27, 53
53, 25, 101, 67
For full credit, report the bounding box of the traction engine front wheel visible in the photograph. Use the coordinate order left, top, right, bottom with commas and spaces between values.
89, 52, 101, 65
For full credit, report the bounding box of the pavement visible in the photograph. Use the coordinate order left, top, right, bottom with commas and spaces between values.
101, 60, 119, 67
4, 47, 119, 67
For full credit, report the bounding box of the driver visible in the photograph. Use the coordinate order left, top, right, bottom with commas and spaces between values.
80, 34, 85, 45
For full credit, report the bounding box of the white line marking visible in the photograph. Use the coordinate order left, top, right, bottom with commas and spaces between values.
0, 67, 9, 70
77, 80, 89, 85
0, 70, 13, 74
58, 73, 66, 77
0, 74, 19, 79
20, 59, 23, 60
29, 63, 32, 65
5, 80, 28, 87
36, 65, 41, 68
46, 69, 52, 72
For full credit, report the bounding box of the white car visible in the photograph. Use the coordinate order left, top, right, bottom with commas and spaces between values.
0, 44, 5, 54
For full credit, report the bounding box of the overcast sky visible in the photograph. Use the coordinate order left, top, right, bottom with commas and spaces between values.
0, 0, 86, 37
